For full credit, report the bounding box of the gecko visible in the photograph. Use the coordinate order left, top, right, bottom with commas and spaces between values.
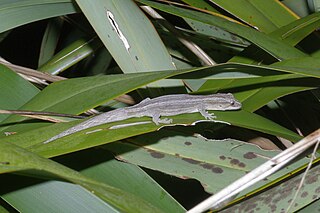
43, 93, 241, 144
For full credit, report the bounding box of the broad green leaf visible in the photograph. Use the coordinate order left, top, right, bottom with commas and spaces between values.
199, 75, 319, 111
182, 0, 249, 45
237, 57, 320, 111
239, 82, 317, 112
2, 180, 119, 213
75, 0, 176, 75
2, 154, 185, 213
138, 0, 306, 60
0, 140, 164, 213
184, 18, 250, 46
228, 12, 320, 65
0, 69, 190, 135
0, 65, 39, 122
104, 131, 307, 194
0, 0, 78, 33
3, 62, 312, 133
79, 150, 185, 213
208, 0, 298, 33
0, 71, 185, 213
229, 13, 320, 64
1, 109, 300, 159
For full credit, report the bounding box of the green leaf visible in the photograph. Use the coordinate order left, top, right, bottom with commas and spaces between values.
79, 150, 185, 213
0, 0, 78, 33
0, 69, 190, 135
1, 109, 299, 159
0, 65, 39, 122
199, 74, 318, 111
75, 0, 176, 75
228, 11, 320, 65
138, 0, 306, 60
103, 131, 307, 195
205, 0, 298, 33
2, 179, 120, 213
0, 140, 164, 213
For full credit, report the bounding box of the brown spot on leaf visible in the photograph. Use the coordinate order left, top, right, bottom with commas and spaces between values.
219, 155, 226, 160
244, 203, 257, 212
184, 141, 192, 146
231, 35, 237, 41
301, 191, 308, 198
149, 150, 165, 159
230, 159, 240, 165
269, 204, 277, 212
244, 152, 257, 159
272, 195, 282, 203
239, 162, 246, 168
212, 167, 223, 174
182, 157, 200, 164
306, 173, 318, 184
201, 163, 213, 170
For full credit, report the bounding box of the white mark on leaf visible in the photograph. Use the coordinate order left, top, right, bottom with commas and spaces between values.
106, 10, 130, 52
85, 129, 102, 134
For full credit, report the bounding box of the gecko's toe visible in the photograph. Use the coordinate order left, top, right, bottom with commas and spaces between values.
158, 118, 173, 124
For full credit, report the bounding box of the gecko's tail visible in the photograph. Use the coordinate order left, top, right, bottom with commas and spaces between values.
43, 124, 86, 144
42, 114, 108, 144
43, 134, 62, 144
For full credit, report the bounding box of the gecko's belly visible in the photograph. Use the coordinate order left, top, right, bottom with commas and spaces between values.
157, 108, 199, 116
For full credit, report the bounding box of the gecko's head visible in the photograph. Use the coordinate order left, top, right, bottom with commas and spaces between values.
225, 98, 242, 110
206, 93, 242, 110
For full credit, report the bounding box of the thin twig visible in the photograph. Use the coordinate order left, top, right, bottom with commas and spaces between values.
0, 109, 86, 119
0, 59, 66, 82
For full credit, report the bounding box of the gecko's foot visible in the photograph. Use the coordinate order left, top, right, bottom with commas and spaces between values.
199, 109, 216, 120
205, 113, 216, 120
157, 118, 173, 124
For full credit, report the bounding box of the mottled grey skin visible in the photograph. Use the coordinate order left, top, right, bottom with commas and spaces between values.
44, 93, 241, 144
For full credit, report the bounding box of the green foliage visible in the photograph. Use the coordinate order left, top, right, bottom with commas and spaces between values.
0, 0, 319, 212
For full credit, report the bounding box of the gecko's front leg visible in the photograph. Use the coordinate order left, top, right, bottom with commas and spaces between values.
198, 108, 216, 120
151, 113, 172, 125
